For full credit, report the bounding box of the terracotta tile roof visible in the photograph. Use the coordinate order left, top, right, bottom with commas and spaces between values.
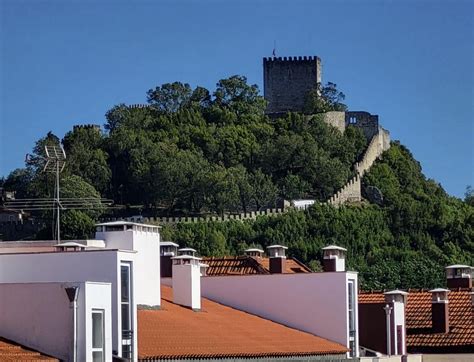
359, 292, 385, 304
203, 256, 311, 276
203, 256, 269, 276
359, 289, 474, 351
138, 286, 348, 360
0, 337, 58, 361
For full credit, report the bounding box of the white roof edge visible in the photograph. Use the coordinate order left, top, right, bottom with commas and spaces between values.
54, 242, 90, 247
384, 289, 408, 295
95, 221, 161, 228
322, 245, 347, 251
171, 255, 202, 261
161, 241, 179, 247
266, 245, 288, 249
445, 264, 471, 269
178, 247, 197, 252
245, 248, 264, 253
429, 288, 450, 293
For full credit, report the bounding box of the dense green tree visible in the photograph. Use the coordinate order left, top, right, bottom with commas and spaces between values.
147, 82, 193, 113
4, 75, 472, 291
63, 127, 111, 194
304, 82, 347, 114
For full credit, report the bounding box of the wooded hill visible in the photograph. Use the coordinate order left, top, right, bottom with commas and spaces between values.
2, 76, 472, 289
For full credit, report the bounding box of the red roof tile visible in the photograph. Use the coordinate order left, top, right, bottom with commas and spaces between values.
138, 286, 348, 360
359, 289, 474, 351
0, 337, 58, 361
203, 256, 311, 276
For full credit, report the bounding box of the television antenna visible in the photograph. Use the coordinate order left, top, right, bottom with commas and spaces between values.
4, 144, 113, 242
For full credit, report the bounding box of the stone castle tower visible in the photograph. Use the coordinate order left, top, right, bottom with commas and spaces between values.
263, 56, 322, 114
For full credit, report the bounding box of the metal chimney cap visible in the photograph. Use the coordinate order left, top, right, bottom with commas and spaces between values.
266, 245, 288, 249
245, 248, 264, 253
322, 245, 347, 252
161, 241, 180, 247
429, 288, 450, 293
178, 247, 197, 252
384, 289, 408, 295
171, 255, 202, 261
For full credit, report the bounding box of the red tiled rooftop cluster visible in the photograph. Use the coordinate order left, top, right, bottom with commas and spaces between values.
359, 289, 474, 350
203, 255, 311, 276
138, 286, 347, 360
0, 338, 58, 361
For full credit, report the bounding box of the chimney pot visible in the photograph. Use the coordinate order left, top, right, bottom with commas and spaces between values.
160, 241, 179, 278
266, 245, 288, 274
244, 248, 264, 258
322, 245, 347, 272
429, 288, 450, 333
445, 265, 472, 289
172, 255, 202, 310
178, 247, 197, 257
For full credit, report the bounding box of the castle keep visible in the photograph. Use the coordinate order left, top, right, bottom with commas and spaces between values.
263, 56, 322, 114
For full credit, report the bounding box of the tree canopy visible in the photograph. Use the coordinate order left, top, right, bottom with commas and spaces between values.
3, 76, 472, 290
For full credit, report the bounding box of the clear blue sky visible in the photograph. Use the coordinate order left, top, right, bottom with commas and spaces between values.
1, 0, 473, 197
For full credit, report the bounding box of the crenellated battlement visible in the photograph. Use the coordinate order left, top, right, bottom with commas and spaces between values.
264, 55, 322, 114
100, 208, 285, 225
73, 124, 101, 132
263, 56, 321, 63
128, 104, 150, 109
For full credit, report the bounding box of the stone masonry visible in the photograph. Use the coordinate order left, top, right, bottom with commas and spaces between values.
264, 56, 322, 114
320, 111, 380, 142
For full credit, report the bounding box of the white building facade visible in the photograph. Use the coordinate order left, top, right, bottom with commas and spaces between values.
0, 221, 160, 362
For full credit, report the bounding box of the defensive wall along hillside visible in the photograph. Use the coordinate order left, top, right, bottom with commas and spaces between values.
97, 111, 392, 224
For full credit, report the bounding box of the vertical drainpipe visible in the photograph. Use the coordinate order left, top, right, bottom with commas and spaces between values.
383, 304, 392, 356
65, 286, 79, 362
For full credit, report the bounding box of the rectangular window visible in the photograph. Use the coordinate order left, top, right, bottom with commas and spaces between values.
121, 262, 133, 359
92, 310, 105, 362
347, 280, 356, 357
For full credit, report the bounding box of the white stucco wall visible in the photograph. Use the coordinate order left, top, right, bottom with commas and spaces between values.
0, 282, 73, 360
172, 263, 201, 310
201, 272, 358, 353
392, 300, 406, 355
0, 250, 138, 360
80, 282, 113, 362
0, 281, 112, 362
96, 228, 161, 308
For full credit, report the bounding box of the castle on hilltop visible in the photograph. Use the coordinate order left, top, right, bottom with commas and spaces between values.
263, 56, 322, 114
263, 56, 384, 142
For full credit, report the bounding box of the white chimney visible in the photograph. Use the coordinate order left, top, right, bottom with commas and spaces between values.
384, 290, 408, 356
244, 248, 264, 258
266, 245, 288, 274
178, 247, 197, 257
445, 265, 472, 289
322, 245, 347, 272
172, 255, 202, 311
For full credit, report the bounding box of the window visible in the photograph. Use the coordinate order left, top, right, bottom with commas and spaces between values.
92, 310, 105, 362
347, 280, 356, 357
121, 262, 133, 359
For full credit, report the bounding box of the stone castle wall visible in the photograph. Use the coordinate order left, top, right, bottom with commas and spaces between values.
101, 208, 285, 226
355, 127, 390, 176
345, 111, 379, 140
264, 56, 321, 114
326, 175, 361, 206
324, 126, 390, 207
320, 111, 346, 133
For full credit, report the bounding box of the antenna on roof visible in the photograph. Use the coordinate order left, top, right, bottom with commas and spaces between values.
45, 144, 66, 242
4, 143, 112, 242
